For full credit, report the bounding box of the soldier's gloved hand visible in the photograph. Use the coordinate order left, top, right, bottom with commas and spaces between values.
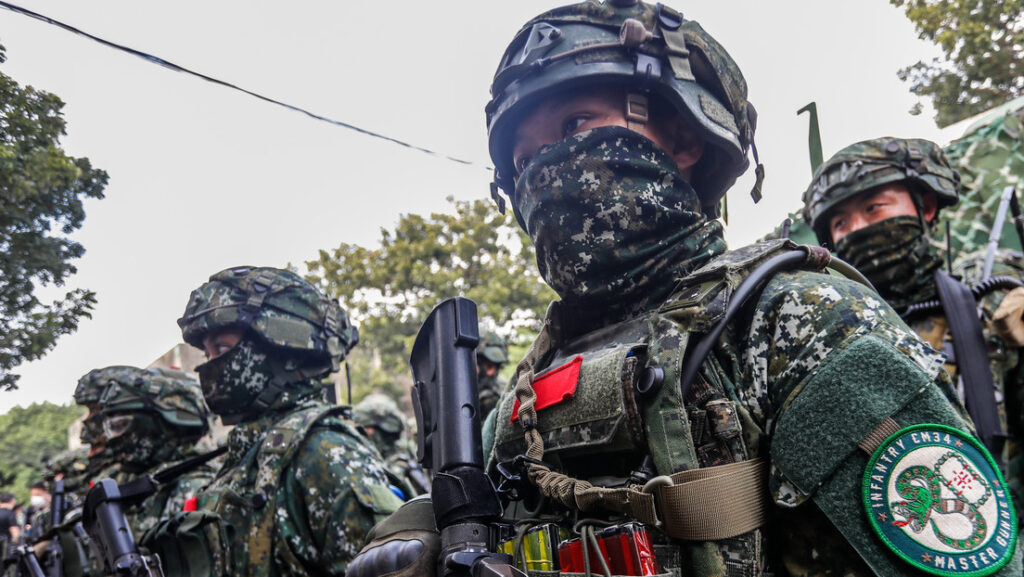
993, 286, 1024, 346
348, 495, 440, 577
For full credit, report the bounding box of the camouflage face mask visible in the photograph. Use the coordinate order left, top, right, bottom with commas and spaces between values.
196, 336, 272, 423
516, 125, 726, 318
102, 412, 172, 467
833, 215, 941, 312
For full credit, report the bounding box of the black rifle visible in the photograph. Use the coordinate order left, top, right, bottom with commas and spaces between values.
37, 480, 67, 577
4, 545, 47, 577
411, 297, 525, 577
82, 479, 163, 577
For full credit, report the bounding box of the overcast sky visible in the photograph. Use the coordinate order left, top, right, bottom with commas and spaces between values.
0, 0, 970, 412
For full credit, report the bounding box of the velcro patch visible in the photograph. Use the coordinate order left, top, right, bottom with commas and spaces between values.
863, 424, 1017, 576
511, 356, 582, 423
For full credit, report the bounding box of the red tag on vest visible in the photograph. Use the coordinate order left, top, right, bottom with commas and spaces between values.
183, 496, 198, 512
511, 356, 582, 423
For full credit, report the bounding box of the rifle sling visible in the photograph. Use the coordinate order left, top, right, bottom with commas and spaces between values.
152, 446, 227, 485
933, 270, 1005, 459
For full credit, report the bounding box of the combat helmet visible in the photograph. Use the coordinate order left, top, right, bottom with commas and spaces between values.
178, 266, 358, 378
477, 332, 509, 365
78, 365, 210, 466
352, 393, 406, 436
802, 137, 960, 246
93, 366, 210, 433
74, 365, 140, 407
486, 0, 759, 224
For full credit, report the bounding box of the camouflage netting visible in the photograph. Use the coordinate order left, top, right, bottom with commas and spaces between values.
938, 97, 1024, 255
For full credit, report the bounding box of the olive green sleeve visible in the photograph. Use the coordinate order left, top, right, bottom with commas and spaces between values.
752, 271, 1021, 577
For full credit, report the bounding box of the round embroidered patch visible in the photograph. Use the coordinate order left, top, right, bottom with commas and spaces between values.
863, 424, 1017, 576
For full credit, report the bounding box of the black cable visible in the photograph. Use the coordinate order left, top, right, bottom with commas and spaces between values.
0, 0, 487, 168
900, 275, 1024, 319
679, 250, 807, 400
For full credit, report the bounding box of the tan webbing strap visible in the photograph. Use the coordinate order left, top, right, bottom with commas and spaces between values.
625, 93, 649, 133
660, 26, 694, 81
524, 457, 769, 541
858, 418, 901, 455
658, 457, 768, 541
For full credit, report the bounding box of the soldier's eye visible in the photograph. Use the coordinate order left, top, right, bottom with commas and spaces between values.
561, 115, 588, 138
514, 155, 533, 176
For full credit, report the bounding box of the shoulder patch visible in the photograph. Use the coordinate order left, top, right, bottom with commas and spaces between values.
863, 424, 1017, 576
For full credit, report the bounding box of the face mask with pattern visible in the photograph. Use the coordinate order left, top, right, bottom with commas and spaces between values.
196, 336, 273, 424
516, 125, 726, 321
834, 215, 942, 312
102, 412, 187, 468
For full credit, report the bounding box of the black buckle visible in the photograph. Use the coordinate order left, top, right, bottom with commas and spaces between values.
495, 455, 549, 502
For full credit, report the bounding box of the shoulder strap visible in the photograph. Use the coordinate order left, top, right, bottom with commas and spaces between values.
934, 269, 1006, 460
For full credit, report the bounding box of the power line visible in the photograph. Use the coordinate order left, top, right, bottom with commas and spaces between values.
0, 0, 489, 169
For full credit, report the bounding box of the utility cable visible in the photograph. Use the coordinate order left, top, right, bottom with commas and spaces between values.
0, 0, 488, 168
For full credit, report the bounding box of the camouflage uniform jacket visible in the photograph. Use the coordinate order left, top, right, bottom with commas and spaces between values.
489, 240, 1022, 577
151, 398, 402, 577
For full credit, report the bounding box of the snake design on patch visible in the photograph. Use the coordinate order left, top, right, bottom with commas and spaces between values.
890, 452, 992, 550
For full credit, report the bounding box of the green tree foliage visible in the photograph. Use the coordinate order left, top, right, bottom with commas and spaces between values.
0, 402, 85, 502
306, 198, 555, 400
0, 43, 108, 390
891, 0, 1024, 127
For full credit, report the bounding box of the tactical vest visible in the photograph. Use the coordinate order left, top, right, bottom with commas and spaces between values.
145, 405, 386, 577
132, 464, 215, 537
490, 240, 800, 577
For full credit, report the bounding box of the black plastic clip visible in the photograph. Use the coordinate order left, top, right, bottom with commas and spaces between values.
495, 454, 550, 502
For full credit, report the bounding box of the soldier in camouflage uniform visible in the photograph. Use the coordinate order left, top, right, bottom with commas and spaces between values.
143, 266, 401, 577
73, 365, 216, 535
476, 332, 509, 421
352, 393, 430, 498
803, 137, 1024, 525
350, 2, 1022, 577
42, 447, 90, 497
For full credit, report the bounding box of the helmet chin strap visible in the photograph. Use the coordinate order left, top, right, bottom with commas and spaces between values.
625, 92, 649, 133
254, 356, 330, 410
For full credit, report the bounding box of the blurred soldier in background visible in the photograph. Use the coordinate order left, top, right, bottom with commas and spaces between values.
73, 365, 216, 534
352, 393, 430, 498
145, 266, 401, 577
475, 331, 508, 421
